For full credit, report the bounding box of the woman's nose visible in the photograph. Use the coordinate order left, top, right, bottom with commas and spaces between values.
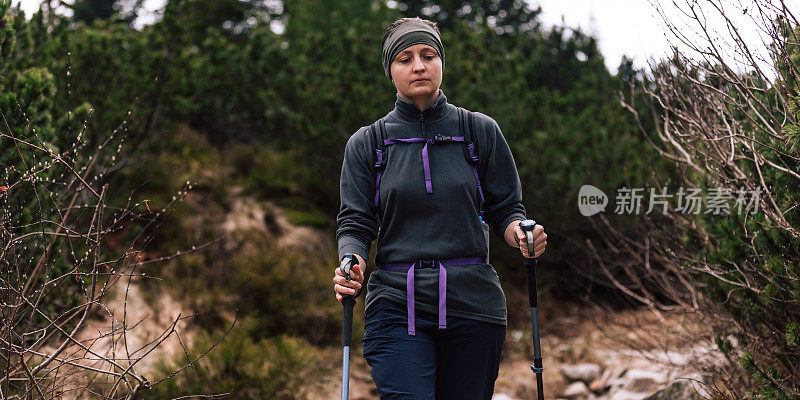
412, 57, 426, 71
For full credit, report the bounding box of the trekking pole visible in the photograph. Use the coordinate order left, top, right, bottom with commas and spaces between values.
339, 253, 357, 400
519, 220, 544, 400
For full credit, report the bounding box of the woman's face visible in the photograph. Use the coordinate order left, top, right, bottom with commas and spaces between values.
390, 43, 443, 103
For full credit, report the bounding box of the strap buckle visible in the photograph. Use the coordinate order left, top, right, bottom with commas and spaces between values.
433, 135, 453, 143
374, 149, 386, 171
419, 259, 436, 269
467, 143, 479, 164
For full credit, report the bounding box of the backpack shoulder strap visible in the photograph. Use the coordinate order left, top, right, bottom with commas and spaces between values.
369, 117, 386, 168
457, 107, 479, 165
458, 107, 486, 218
369, 117, 387, 210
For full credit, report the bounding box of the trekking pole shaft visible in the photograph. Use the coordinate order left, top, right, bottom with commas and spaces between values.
536, 371, 544, 400
525, 258, 542, 359
520, 220, 544, 400
341, 346, 351, 400
525, 257, 544, 400
341, 295, 355, 400
339, 253, 358, 400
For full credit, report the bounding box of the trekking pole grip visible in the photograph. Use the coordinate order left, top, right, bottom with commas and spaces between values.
340, 254, 358, 348
519, 220, 539, 308
342, 296, 355, 347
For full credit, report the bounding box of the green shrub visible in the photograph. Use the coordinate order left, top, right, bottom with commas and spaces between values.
145, 317, 335, 400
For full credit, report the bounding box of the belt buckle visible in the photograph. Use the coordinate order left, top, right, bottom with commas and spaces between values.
419, 259, 435, 269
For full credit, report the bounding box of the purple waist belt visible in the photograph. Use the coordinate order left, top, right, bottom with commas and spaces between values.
379, 257, 487, 336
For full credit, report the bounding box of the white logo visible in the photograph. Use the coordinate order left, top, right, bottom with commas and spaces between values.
578, 185, 608, 216
578, 185, 761, 216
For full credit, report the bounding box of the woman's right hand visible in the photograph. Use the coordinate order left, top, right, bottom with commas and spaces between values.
333, 253, 366, 302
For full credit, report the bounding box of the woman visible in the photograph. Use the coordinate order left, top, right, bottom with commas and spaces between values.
333, 17, 547, 400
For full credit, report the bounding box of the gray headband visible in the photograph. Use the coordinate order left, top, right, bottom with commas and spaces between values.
382, 20, 444, 80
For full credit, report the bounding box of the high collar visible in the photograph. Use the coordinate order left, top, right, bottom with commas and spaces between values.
393, 89, 449, 123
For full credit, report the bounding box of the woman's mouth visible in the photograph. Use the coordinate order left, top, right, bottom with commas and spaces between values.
412, 78, 429, 83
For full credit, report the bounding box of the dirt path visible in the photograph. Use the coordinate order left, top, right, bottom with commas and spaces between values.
46, 278, 195, 399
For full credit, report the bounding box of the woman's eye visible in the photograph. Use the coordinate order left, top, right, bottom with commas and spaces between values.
424, 55, 434, 60
399, 59, 410, 63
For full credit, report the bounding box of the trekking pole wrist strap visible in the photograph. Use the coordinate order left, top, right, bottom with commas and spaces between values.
340, 253, 364, 299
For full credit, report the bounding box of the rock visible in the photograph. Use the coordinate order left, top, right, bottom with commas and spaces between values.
588, 364, 621, 394
492, 395, 519, 400
623, 369, 666, 393
599, 390, 647, 400
562, 381, 592, 400
644, 380, 704, 400
561, 363, 603, 384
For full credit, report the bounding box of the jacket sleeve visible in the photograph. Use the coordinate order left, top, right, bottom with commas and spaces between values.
477, 113, 527, 243
336, 127, 379, 264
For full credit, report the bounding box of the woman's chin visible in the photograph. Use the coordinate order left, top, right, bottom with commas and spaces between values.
403, 86, 438, 98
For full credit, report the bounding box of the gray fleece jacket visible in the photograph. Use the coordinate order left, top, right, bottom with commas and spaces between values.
336, 89, 526, 325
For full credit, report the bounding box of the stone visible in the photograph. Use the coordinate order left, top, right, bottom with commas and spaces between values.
562, 381, 592, 400
600, 390, 647, 400
492, 395, 519, 400
623, 369, 666, 393
561, 363, 603, 384
588, 365, 619, 394
644, 380, 704, 400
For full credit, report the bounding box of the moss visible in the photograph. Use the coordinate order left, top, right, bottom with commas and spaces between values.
281, 206, 329, 228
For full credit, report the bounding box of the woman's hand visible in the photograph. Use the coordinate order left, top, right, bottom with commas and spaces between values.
333, 253, 366, 302
512, 221, 547, 258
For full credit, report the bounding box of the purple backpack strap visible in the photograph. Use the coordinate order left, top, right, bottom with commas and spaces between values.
370, 111, 485, 217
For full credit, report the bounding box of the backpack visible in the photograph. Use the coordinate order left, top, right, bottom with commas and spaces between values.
366, 107, 491, 261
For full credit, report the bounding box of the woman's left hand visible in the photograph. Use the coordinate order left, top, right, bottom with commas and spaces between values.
513, 222, 547, 258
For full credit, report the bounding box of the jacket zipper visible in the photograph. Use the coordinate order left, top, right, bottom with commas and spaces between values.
419, 113, 426, 137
